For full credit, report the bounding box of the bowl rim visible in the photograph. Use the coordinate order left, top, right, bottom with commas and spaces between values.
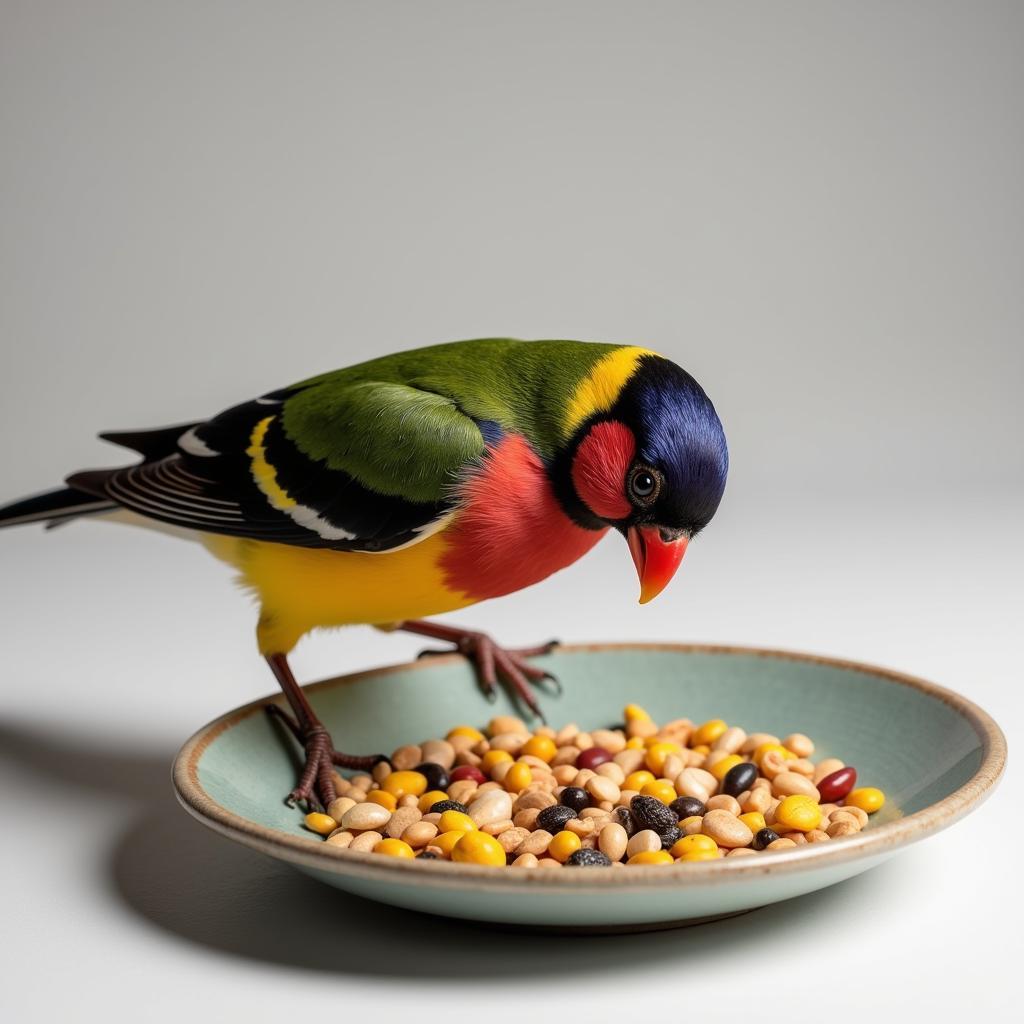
172, 642, 1007, 893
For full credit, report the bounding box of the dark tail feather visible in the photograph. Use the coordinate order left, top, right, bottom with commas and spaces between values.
0, 487, 116, 529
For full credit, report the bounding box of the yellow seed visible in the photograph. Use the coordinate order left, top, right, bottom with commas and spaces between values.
846, 787, 886, 813
520, 735, 557, 763
693, 719, 728, 746
504, 762, 533, 792
481, 749, 514, 773
774, 794, 823, 832
753, 742, 790, 765
446, 725, 485, 743
451, 830, 506, 866
627, 849, 674, 866
671, 833, 718, 857
679, 849, 720, 862
625, 737, 646, 750
709, 754, 744, 782
690, 744, 710, 755
624, 703, 651, 722
418, 789, 449, 812
645, 741, 683, 775
373, 838, 415, 859
624, 770, 656, 792
438, 810, 477, 833
738, 812, 767, 834
641, 779, 677, 804
382, 770, 428, 798
304, 812, 337, 836
431, 830, 466, 857
366, 789, 398, 811
548, 830, 583, 863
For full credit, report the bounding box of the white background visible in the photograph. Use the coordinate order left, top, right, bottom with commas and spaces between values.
1, 3, 1020, 1021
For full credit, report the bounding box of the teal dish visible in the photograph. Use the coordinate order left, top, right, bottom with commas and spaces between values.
173, 644, 1006, 931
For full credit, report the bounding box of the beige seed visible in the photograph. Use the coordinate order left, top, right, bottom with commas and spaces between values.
471, 739, 491, 756
551, 765, 577, 786
772, 772, 820, 800
535, 725, 557, 739
828, 810, 863, 831
786, 758, 816, 778
554, 722, 580, 745
572, 768, 597, 788
586, 775, 621, 804
488, 715, 528, 736
420, 739, 456, 770
489, 731, 529, 754
331, 774, 352, 796
675, 767, 714, 802
838, 804, 869, 827
422, 812, 442, 826
626, 829, 662, 858
617, 788, 639, 808
341, 802, 391, 831
712, 726, 748, 753
727, 847, 757, 857
658, 718, 693, 746
398, 794, 419, 808
661, 754, 685, 780
783, 733, 815, 758
700, 809, 754, 848
372, 761, 392, 784
598, 823, 628, 861
706, 794, 742, 815
596, 761, 626, 785
326, 796, 357, 822
806, 829, 831, 843
760, 751, 788, 779
680, 815, 703, 835
467, 789, 513, 826
626, 718, 658, 739
385, 806, 422, 839
702, 748, 734, 772
447, 780, 478, 805
574, 732, 594, 750
591, 729, 627, 753
389, 744, 423, 770
813, 757, 845, 784
741, 733, 779, 754
401, 821, 438, 848
349, 773, 374, 790
784, 832, 809, 845
565, 817, 596, 837
447, 733, 478, 754
766, 837, 797, 850
613, 748, 646, 774
511, 853, 539, 868
481, 818, 516, 836
515, 829, 554, 856
348, 830, 384, 852
513, 789, 556, 812
325, 830, 355, 849
537, 858, 563, 868
741, 787, 772, 814
827, 820, 859, 839
552, 745, 581, 766
497, 827, 531, 853
513, 808, 541, 830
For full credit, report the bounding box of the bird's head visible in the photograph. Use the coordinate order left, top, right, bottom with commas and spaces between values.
557, 354, 728, 603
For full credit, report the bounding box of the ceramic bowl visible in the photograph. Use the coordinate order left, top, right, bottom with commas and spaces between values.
173, 644, 1005, 931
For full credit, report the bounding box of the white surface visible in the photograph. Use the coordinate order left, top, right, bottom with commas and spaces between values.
1, 491, 1020, 1022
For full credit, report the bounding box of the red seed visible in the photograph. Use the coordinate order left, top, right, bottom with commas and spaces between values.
449, 765, 486, 785
818, 766, 857, 803
576, 746, 613, 771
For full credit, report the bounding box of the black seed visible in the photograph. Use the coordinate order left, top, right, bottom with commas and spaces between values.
416, 850, 440, 859
537, 805, 578, 833
753, 827, 780, 850
669, 796, 706, 820
566, 849, 613, 867
612, 806, 636, 836
630, 794, 678, 831
414, 762, 450, 791
429, 799, 468, 814
560, 787, 590, 813
722, 761, 759, 798
657, 825, 683, 849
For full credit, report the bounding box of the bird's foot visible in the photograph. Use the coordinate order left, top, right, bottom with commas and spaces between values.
265, 704, 387, 812
402, 621, 560, 722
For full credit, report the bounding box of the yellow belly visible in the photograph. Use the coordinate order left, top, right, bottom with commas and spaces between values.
201, 530, 476, 654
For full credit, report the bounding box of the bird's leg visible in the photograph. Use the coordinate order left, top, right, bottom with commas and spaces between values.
396, 620, 560, 722
265, 652, 387, 811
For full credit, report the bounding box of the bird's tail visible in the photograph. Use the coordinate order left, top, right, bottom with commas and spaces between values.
0, 487, 116, 530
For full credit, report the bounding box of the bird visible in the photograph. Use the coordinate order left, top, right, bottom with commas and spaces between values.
0, 337, 728, 809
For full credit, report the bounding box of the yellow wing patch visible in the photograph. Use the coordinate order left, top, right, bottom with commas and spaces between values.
563, 346, 655, 438
247, 416, 296, 511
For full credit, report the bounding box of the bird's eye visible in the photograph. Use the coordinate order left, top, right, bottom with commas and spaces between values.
627, 465, 661, 505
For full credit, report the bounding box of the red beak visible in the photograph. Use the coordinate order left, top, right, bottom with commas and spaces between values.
626, 526, 689, 604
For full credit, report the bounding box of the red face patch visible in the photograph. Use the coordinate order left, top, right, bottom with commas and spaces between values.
570, 420, 636, 520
